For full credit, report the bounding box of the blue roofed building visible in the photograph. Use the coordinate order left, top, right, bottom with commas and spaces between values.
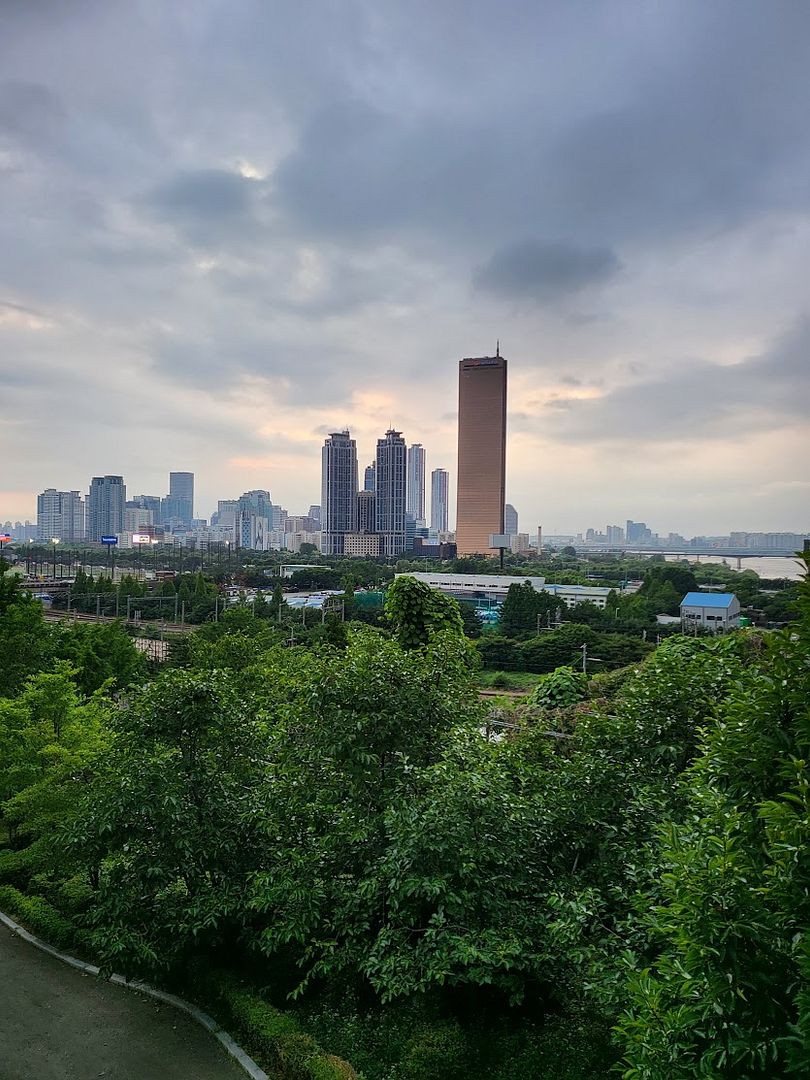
680, 592, 740, 633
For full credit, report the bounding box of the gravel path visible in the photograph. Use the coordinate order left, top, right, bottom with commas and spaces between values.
0, 923, 248, 1080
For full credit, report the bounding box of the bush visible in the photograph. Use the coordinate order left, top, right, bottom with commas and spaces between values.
587, 664, 638, 701
398, 1021, 469, 1079
0, 847, 33, 887
0, 884, 78, 949
529, 667, 588, 709
214, 979, 359, 1080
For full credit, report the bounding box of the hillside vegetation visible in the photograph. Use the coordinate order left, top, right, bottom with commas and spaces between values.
1, 563, 808, 1078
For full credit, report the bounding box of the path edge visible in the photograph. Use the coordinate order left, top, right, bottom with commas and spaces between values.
0, 908, 268, 1080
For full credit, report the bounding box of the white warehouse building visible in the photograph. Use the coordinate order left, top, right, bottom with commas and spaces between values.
399, 572, 613, 609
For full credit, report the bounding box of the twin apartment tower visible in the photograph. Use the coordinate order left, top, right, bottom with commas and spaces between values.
322, 351, 507, 558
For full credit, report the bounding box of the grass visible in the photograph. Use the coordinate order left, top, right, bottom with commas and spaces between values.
477, 670, 544, 691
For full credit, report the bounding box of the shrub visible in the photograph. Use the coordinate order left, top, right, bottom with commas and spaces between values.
529, 666, 588, 709
0, 884, 78, 949
0, 847, 32, 887
215, 979, 359, 1080
398, 1020, 470, 1080
587, 664, 638, 701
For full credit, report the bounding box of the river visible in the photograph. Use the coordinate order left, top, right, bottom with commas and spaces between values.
651, 553, 805, 581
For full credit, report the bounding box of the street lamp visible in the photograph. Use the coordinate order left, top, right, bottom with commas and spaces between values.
51, 537, 60, 578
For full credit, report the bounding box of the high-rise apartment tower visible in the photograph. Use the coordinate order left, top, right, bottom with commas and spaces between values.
87, 475, 126, 541
36, 489, 85, 541
321, 431, 358, 555
375, 429, 407, 556
456, 349, 507, 556
430, 469, 449, 534
406, 443, 426, 525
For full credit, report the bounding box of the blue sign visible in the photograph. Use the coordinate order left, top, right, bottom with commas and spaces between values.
101, 535, 119, 546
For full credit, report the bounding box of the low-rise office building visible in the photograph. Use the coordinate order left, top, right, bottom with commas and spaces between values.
680, 592, 740, 632
399, 572, 615, 609
542, 583, 612, 609
401, 572, 546, 603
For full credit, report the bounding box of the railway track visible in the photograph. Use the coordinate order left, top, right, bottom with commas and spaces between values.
43, 610, 192, 634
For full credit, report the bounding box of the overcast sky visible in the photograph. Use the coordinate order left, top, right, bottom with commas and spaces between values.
2, 0, 809, 535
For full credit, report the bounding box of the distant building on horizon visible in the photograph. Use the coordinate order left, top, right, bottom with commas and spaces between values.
504, 503, 518, 538
626, 519, 653, 544
87, 475, 126, 541
456, 350, 507, 556
376, 429, 407, 556
129, 494, 163, 525
36, 489, 85, 542
163, 471, 194, 526
430, 468, 449, 534
363, 462, 376, 492
321, 431, 358, 555
406, 443, 426, 525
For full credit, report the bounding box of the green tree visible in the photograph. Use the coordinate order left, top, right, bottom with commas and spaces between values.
0, 664, 110, 877
51, 622, 146, 695
289, 568, 342, 590
384, 575, 464, 649
0, 593, 52, 698
69, 669, 268, 975
246, 629, 482, 995
617, 572, 810, 1077
457, 601, 483, 638
499, 581, 562, 638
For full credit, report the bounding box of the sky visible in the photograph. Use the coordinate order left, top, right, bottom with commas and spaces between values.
1, 0, 809, 536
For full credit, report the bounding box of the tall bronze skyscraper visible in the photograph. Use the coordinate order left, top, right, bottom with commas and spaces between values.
455, 349, 507, 556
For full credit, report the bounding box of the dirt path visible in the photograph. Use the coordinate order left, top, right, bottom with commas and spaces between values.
0, 923, 248, 1080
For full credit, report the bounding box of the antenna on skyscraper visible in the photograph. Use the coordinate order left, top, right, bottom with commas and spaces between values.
496, 339, 500, 357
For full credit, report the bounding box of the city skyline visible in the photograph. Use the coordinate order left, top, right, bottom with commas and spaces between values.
1, 5, 809, 533
11, 453, 810, 544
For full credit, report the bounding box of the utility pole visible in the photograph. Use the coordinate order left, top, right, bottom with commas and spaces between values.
95, 594, 101, 622
580, 643, 605, 675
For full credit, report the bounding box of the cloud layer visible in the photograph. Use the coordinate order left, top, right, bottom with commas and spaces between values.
1, 0, 809, 533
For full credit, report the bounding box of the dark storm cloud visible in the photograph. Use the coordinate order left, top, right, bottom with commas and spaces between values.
473, 241, 620, 302
144, 170, 266, 244
269, 4, 810, 254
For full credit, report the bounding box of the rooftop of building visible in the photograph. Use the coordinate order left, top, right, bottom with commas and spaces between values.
680, 592, 737, 609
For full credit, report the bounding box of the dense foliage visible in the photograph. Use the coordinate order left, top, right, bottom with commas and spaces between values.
0, 556, 808, 1079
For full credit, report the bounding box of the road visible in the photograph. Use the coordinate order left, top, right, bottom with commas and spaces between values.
0, 923, 247, 1080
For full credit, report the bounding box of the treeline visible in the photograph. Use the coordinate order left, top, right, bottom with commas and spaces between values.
0, 565, 808, 1078
477, 623, 652, 673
